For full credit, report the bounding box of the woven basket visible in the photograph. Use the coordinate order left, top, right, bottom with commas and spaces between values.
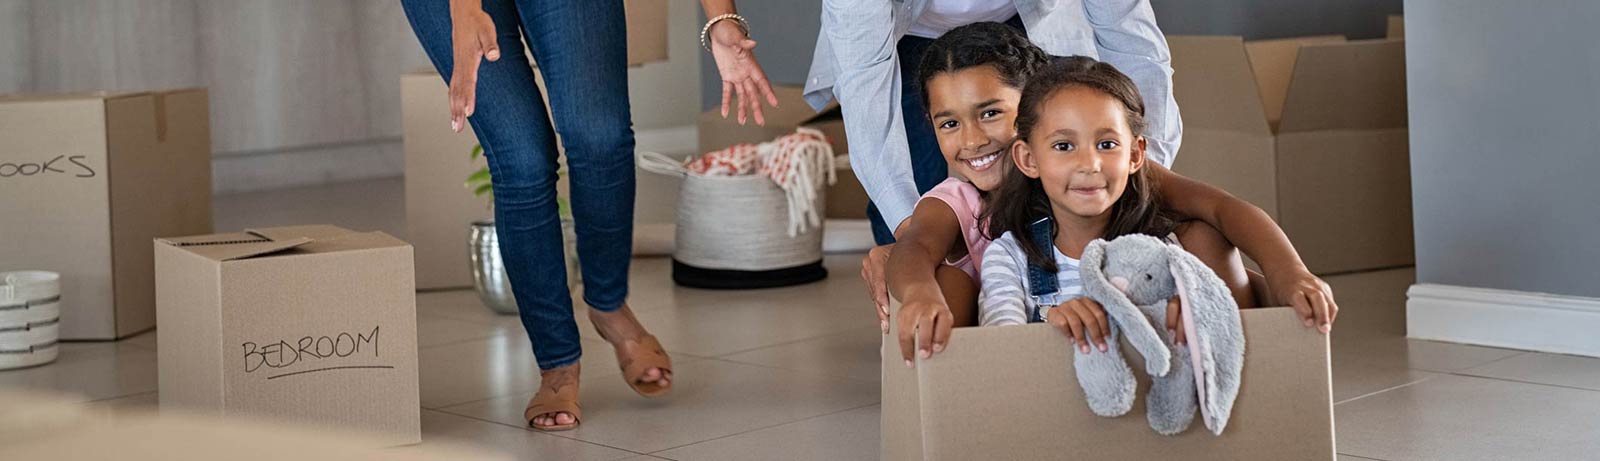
0, 271, 61, 370
638, 151, 828, 289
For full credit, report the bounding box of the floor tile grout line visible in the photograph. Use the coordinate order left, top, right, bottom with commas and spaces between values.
85, 390, 158, 403
646, 402, 882, 456
706, 356, 880, 385
1335, 374, 1441, 405
1445, 372, 1600, 393
422, 407, 653, 457
417, 331, 511, 351
708, 326, 881, 359
1452, 350, 1530, 372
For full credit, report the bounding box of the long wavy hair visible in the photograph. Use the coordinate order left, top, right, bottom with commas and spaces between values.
981, 56, 1177, 271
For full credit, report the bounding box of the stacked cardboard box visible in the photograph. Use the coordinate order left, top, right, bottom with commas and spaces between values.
1168, 36, 1412, 275
0, 89, 212, 339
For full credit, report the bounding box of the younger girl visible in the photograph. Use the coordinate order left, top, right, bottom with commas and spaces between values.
881, 23, 1338, 366
979, 57, 1252, 352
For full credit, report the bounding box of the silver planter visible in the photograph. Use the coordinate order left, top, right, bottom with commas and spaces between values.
469, 219, 581, 315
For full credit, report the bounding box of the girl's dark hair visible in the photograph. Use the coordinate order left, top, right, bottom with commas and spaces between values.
915, 22, 1051, 110
982, 56, 1176, 271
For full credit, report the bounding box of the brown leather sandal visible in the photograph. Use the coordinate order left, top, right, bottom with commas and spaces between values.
524, 368, 581, 432
598, 330, 673, 397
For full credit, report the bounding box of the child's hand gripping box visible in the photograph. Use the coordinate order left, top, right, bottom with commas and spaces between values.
882, 306, 1333, 460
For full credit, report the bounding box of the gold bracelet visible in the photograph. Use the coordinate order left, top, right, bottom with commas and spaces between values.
701, 13, 750, 52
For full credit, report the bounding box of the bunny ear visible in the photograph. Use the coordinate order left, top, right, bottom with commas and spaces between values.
1165, 244, 1245, 435
1079, 239, 1129, 317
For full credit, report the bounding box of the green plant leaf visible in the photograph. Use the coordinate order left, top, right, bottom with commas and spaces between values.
466, 168, 491, 184
473, 183, 493, 198
470, 144, 483, 160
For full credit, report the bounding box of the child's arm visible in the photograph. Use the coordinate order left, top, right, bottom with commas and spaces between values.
1149, 164, 1339, 332
977, 234, 1030, 327
887, 200, 967, 364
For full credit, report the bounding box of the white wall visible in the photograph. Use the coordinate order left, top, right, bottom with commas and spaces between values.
0, 0, 701, 194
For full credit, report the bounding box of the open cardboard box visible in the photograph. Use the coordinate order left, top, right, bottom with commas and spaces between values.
154, 225, 420, 446
882, 304, 1333, 460
1167, 35, 1413, 275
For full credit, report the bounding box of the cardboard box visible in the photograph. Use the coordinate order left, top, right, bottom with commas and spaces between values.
697, 85, 870, 219
401, 72, 492, 290
154, 225, 420, 446
1168, 36, 1413, 274
0, 89, 212, 340
882, 306, 1333, 460
1387, 15, 1405, 39
624, 0, 669, 66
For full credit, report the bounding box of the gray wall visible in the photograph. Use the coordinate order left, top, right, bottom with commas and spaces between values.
698, 0, 1403, 109
1406, 0, 1600, 298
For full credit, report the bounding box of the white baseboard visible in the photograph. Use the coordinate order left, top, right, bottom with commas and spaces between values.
1407, 283, 1600, 357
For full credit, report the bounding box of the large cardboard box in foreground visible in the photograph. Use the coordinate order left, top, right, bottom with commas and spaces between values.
882, 307, 1333, 460
154, 225, 420, 446
0, 89, 212, 340
1168, 36, 1413, 275
697, 85, 870, 220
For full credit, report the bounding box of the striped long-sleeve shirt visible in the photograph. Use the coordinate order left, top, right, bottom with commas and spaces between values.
978, 232, 1084, 326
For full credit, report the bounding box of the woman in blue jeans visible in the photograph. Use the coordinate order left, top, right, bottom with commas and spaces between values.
403, 0, 777, 431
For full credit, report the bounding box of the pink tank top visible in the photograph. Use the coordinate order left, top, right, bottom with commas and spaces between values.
918, 178, 991, 283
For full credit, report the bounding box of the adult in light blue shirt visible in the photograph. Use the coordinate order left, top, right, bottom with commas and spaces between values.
803, 0, 1183, 244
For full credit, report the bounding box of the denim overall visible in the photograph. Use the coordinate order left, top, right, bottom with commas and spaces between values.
1026, 216, 1070, 323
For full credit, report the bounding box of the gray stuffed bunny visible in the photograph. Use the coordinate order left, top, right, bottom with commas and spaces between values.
1076, 233, 1246, 436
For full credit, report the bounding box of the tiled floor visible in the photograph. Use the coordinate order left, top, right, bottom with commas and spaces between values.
6, 178, 1600, 460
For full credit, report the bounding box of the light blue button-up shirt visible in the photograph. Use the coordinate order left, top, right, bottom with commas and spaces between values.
804, 0, 1182, 232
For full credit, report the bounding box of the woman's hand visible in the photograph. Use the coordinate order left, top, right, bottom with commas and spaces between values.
707, 20, 779, 126
895, 293, 954, 367
1265, 267, 1338, 334
1046, 298, 1112, 354
448, 0, 500, 133
861, 244, 894, 334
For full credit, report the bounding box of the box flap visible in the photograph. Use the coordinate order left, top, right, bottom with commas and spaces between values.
1167, 36, 1271, 135
157, 232, 313, 262
244, 225, 356, 242
156, 225, 407, 261
1243, 35, 1346, 131
1278, 39, 1407, 133
1387, 15, 1404, 39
